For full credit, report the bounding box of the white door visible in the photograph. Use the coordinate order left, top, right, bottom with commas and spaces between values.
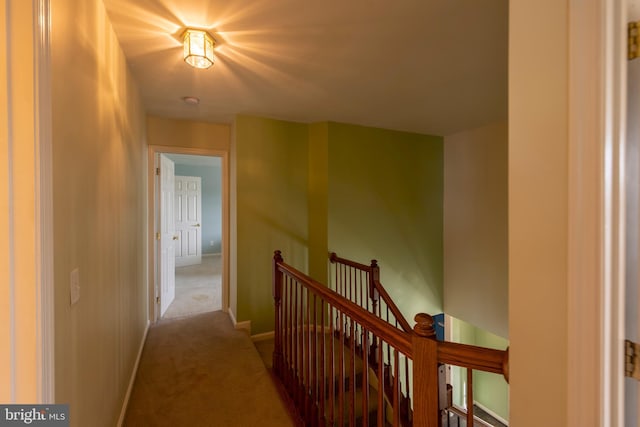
175, 175, 202, 267
159, 154, 176, 316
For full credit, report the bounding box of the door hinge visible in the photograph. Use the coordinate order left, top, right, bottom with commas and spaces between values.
625, 340, 640, 380
156, 296, 160, 304
156, 167, 160, 176
629, 22, 640, 60
156, 232, 161, 241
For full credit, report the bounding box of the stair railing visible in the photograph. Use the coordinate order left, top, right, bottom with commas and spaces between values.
273, 251, 509, 427
329, 252, 412, 333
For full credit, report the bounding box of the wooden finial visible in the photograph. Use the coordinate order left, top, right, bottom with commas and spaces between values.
413, 313, 436, 338
274, 250, 283, 263
370, 259, 378, 268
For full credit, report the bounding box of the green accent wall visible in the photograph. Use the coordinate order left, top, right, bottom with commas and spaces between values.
308, 123, 329, 284
451, 317, 510, 421
234, 117, 445, 334
326, 122, 444, 318
235, 115, 309, 334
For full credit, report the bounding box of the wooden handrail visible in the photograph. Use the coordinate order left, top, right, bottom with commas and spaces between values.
438, 341, 509, 381
277, 258, 413, 356
372, 279, 412, 333
329, 251, 371, 271
329, 251, 413, 333
273, 250, 510, 427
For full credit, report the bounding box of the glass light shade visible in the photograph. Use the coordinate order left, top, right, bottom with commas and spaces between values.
183, 29, 215, 69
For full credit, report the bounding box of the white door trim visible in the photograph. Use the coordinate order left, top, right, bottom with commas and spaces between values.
147, 145, 230, 323
34, 0, 54, 403
3, 0, 54, 402
567, 0, 627, 425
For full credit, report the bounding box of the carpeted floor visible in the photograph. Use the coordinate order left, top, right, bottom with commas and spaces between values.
163, 255, 222, 320
123, 311, 294, 427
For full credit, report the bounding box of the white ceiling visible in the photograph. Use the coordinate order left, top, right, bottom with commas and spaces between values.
103, 0, 508, 136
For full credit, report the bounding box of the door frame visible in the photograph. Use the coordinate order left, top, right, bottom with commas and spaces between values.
567, 0, 627, 424
148, 145, 230, 323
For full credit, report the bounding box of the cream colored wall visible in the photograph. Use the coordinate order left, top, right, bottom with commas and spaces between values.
509, 0, 568, 424
52, 1, 147, 425
0, 0, 39, 403
146, 116, 230, 151
444, 122, 508, 338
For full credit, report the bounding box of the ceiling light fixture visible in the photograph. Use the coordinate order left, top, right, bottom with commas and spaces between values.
183, 29, 215, 69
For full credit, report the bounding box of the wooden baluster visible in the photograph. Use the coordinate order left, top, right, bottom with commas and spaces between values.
338, 311, 345, 426
273, 251, 283, 377
349, 318, 356, 426
393, 349, 400, 427
412, 313, 439, 427
319, 299, 326, 426
329, 304, 335, 425
285, 280, 290, 382
404, 356, 410, 423
348, 265, 352, 303
294, 280, 300, 408
312, 293, 318, 424
362, 327, 369, 427
288, 278, 293, 402
466, 369, 473, 427
377, 339, 384, 427
305, 288, 311, 419
369, 260, 379, 315
301, 287, 306, 417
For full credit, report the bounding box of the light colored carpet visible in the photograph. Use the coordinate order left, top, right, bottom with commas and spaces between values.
163, 255, 222, 320
124, 311, 295, 427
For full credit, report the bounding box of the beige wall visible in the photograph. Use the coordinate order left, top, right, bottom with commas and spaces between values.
52, 0, 147, 425
147, 116, 230, 151
0, 0, 39, 403
444, 122, 508, 338
509, 0, 568, 424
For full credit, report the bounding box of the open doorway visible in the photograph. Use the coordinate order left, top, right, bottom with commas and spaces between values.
161, 153, 223, 319
148, 145, 229, 323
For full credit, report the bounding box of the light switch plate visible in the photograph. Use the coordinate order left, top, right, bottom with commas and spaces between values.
70, 268, 80, 305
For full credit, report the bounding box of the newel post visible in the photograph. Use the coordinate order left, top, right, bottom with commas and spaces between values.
368, 260, 380, 362
412, 313, 439, 427
272, 250, 284, 376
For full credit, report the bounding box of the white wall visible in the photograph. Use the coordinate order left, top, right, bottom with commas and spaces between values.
444, 121, 508, 338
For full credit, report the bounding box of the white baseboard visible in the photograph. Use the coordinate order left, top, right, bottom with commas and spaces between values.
117, 321, 150, 427
228, 307, 238, 325
228, 308, 251, 334
251, 331, 274, 342
474, 401, 509, 426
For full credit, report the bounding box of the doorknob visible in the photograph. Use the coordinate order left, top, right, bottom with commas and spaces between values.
194, 223, 200, 227
172, 235, 179, 240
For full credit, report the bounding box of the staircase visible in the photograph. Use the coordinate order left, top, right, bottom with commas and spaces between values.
272, 251, 509, 427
